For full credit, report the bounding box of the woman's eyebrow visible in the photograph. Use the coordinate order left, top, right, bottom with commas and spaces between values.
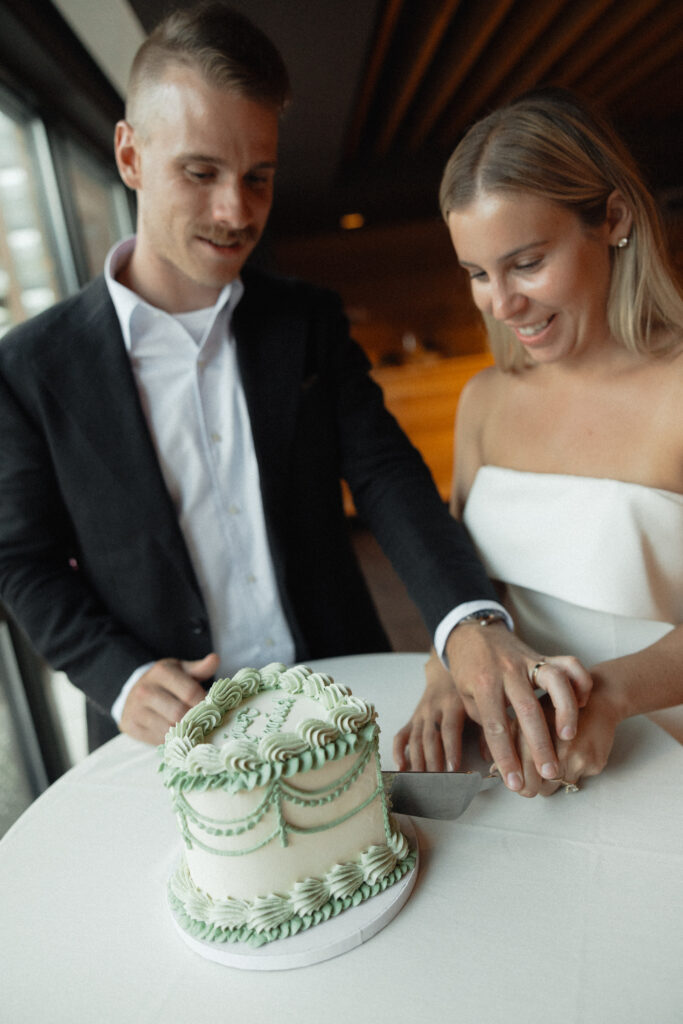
459, 240, 549, 269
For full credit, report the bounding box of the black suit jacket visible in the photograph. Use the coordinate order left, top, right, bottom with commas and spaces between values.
0, 268, 497, 747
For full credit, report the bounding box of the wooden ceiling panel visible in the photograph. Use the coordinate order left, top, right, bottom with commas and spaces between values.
545, 0, 667, 88
486, 0, 617, 109
584, 23, 683, 108
375, 0, 461, 155
435, 0, 569, 143
406, 0, 517, 151
345, 0, 682, 173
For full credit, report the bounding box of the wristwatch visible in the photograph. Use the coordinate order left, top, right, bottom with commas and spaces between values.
456, 609, 509, 628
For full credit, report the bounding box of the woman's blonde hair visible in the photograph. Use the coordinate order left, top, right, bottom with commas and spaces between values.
439, 89, 683, 370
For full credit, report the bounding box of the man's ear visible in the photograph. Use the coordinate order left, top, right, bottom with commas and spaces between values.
605, 189, 633, 244
114, 120, 142, 190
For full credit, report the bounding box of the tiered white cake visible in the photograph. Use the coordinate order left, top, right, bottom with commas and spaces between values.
160, 663, 415, 947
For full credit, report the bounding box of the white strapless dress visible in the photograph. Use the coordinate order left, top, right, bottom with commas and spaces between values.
462, 467, 683, 666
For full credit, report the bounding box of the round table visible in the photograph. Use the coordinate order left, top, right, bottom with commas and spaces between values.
2, 653, 681, 1023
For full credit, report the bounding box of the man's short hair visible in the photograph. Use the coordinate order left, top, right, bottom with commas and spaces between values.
126, 2, 291, 123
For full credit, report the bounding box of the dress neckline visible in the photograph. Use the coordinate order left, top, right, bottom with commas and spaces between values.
473, 465, 683, 503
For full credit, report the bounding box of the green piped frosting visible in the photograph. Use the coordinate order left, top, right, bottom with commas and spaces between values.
172, 741, 379, 856
168, 838, 416, 948
159, 663, 378, 794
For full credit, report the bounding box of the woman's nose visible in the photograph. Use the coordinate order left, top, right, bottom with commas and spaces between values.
489, 279, 525, 321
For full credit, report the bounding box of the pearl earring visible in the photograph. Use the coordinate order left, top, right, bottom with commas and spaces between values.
616, 236, 630, 248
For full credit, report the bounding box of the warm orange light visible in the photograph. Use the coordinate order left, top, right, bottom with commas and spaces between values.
340, 212, 365, 230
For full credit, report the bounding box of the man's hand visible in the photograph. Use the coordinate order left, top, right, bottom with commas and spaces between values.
119, 652, 220, 745
393, 652, 468, 771
445, 623, 592, 791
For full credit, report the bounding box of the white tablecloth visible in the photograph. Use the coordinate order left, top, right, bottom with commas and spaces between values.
2, 653, 681, 1023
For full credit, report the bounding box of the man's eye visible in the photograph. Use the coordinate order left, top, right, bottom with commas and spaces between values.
186, 168, 215, 181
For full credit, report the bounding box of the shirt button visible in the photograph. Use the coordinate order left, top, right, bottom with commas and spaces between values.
228, 504, 240, 515
246, 573, 257, 584
189, 617, 207, 636
210, 431, 222, 443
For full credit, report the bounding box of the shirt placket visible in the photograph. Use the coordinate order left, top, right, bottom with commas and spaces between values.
194, 322, 262, 649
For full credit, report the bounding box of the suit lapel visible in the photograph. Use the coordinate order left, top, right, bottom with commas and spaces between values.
233, 272, 305, 515
34, 278, 203, 597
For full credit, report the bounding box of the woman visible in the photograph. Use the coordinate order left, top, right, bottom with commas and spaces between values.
395, 89, 683, 795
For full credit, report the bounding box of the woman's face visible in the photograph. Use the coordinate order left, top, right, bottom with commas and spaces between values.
447, 191, 622, 365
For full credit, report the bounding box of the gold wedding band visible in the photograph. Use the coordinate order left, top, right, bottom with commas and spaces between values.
530, 661, 546, 687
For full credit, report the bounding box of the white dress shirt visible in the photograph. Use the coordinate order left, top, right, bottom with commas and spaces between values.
104, 237, 510, 720
105, 238, 295, 720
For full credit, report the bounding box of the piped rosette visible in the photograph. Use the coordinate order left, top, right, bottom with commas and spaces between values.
159, 663, 378, 793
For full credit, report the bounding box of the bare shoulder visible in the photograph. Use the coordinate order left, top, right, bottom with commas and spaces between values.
457, 365, 506, 429
452, 365, 509, 515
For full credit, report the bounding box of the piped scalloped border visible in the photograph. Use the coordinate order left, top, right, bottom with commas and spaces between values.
158, 663, 379, 793
168, 839, 416, 949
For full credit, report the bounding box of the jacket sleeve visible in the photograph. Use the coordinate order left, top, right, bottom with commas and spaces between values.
0, 371, 155, 715
312, 289, 499, 635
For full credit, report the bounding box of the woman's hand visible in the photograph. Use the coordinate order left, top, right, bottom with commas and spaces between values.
393, 651, 468, 771
513, 679, 623, 797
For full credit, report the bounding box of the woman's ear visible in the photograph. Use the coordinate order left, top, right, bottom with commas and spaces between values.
605, 189, 633, 245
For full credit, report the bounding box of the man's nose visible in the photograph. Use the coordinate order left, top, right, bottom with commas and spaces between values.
212, 182, 250, 227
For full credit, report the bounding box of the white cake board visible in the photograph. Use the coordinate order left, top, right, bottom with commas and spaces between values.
169, 815, 418, 971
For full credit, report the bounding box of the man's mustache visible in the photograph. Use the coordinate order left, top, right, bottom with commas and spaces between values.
198, 227, 259, 246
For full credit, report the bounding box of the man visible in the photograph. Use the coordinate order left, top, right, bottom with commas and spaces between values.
0, 4, 590, 790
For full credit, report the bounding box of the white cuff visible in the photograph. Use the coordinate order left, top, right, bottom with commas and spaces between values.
110, 662, 155, 725
434, 600, 513, 666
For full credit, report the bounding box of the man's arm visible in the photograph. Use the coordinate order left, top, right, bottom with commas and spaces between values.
0, 370, 211, 735
0, 372, 153, 710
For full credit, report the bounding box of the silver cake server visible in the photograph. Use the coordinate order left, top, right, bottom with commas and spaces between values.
381, 770, 500, 820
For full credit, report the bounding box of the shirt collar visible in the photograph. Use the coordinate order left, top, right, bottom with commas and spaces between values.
104, 236, 244, 352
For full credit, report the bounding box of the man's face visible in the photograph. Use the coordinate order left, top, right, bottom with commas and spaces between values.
115, 66, 279, 312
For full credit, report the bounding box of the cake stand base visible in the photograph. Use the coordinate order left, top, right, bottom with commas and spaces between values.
169, 815, 418, 971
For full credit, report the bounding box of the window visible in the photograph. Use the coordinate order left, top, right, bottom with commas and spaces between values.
0, 106, 62, 335
61, 138, 132, 281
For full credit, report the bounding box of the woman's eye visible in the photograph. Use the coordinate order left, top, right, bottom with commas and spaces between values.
516, 258, 542, 272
